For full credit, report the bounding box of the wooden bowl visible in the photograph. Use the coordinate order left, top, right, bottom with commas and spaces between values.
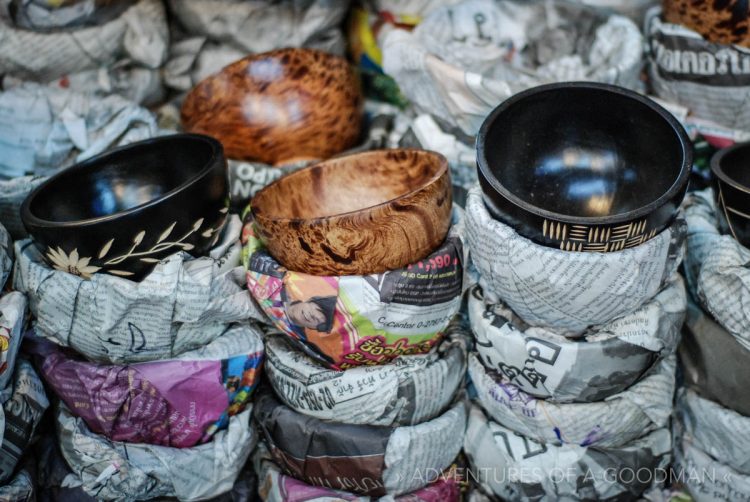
181, 48, 363, 166
477, 82, 691, 252
663, 0, 750, 47
251, 149, 452, 276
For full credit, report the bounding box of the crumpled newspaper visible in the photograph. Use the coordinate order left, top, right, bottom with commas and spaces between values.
244, 209, 467, 370
0, 292, 27, 400
0, 455, 35, 501
673, 421, 750, 502
164, 0, 349, 91
264, 315, 469, 426
469, 354, 676, 448
254, 389, 466, 496
0, 176, 44, 240
468, 274, 685, 402
464, 404, 672, 501
0, 358, 49, 484
682, 188, 750, 351
0, 223, 11, 289
57, 404, 257, 501
647, 10, 750, 133
677, 389, 750, 475
14, 216, 266, 364
681, 299, 750, 417
382, 0, 643, 135
29, 321, 263, 448
578, 0, 657, 22
465, 186, 686, 333
254, 442, 463, 502
0, 82, 158, 180
0, 0, 168, 105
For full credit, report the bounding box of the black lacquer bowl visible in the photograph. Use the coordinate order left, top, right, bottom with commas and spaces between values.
477, 82, 692, 252
21, 134, 229, 280
712, 141, 750, 248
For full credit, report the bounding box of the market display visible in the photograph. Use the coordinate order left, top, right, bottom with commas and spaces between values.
0, 0, 748, 500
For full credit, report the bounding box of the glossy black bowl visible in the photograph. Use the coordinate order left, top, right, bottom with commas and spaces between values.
477, 82, 692, 252
21, 134, 229, 280
712, 141, 750, 248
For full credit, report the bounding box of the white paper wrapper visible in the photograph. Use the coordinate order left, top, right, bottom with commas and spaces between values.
0, 292, 27, 402
0, 223, 11, 290
468, 273, 685, 402
681, 298, 750, 417
255, 390, 467, 497
647, 10, 750, 133
382, 0, 643, 135
57, 404, 257, 502
0, 358, 49, 484
165, 0, 349, 91
465, 186, 686, 333
0, 0, 168, 104
677, 389, 750, 475
683, 188, 750, 351
264, 316, 469, 426
14, 216, 266, 364
674, 425, 750, 502
578, 0, 657, 22
0, 460, 34, 501
469, 353, 676, 448
464, 405, 672, 501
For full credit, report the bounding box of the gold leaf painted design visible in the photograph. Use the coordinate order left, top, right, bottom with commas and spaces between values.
545, 217, 655, 253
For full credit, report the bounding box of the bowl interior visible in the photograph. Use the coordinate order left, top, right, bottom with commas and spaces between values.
716, 144, 750, 188
29, 136, 215, 223
482, 86, 685, 218
254, 150, 445, 220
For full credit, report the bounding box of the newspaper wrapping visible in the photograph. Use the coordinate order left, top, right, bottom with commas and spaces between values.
254, 389, 467, 497
382, 0, 643, 136
35, 431, 258, 502
28, 321, 263, 448
681, 298, 750, 417
682, 188, 750, 350
164, 0, 349, 91
647, 10, 750, 133
0, 292, 27, 402
0, 457, 34, 501
464, 404, 672, 501
465, 186, 686, 333
14, 216, 266, 364
57, 404, 257, 501
676, 389, 750, 475
0, 83, 159, 237
578, 0, 658, 22
673, 422, 750, 502
0, 358, 49, 484
264, 315, 469, 426
469, 353, 676, 448
254, 442, 463, 502
0, 223, 11, 290
243, 209, 467, 370
468, 274, 685, 403
0, 0, 168, 105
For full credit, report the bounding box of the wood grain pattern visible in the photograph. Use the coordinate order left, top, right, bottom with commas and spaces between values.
181, 48, 363, 166
251, 149, 452, 276
664, 0, 750, 47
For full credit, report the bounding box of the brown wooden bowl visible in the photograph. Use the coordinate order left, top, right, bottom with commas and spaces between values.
180, 48, 363, 166
663, 0, 750, 47
250, 149, 452, 276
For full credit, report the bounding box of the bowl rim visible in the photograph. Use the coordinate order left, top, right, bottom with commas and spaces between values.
21, 133, 224, 229
251, 148, 449, 224
476, 81, 693, 226
711, 141, 750, 195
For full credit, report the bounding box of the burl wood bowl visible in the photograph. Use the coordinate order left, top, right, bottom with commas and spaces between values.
663, 0, 750, 47
181, 48, 363, 166
251, 149, 452, 276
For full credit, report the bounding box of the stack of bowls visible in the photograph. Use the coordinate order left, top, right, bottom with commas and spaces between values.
16, 134, 266, 500
244, 148, 468, 499
464, 82, 692, 500
671, 145, 750, 502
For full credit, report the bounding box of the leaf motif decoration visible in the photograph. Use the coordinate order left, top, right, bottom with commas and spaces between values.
133, 230, 146, 245
98, 239, 114, 259
108, 270, 135, 277
139, 258, 161, 263
192, 218, 204, 231
157, 222, 176, 244
201, 229, 214, 238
